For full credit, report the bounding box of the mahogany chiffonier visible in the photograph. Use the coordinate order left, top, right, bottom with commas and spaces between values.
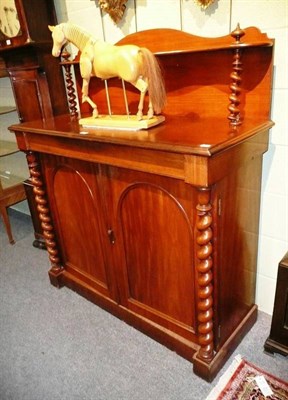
9, 26, 274, 381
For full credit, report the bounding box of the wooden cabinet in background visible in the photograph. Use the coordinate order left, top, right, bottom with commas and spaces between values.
9, 67, 53, 123
0, 0, 68, 247
10, 27, 274, 381
5, 45, 67, 123
0, 0, 68, 120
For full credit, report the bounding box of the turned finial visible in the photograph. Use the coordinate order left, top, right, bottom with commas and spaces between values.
231, 23, 245, 44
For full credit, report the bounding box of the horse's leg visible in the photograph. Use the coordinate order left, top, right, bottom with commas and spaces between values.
81, 78, 98, 117
132, 76, 151, 120
137, 90, 146, 121
81, 59, 98, 118
147, 99, 154, 119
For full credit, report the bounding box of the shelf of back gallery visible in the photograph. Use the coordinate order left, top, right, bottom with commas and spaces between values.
0, 63, 30, 244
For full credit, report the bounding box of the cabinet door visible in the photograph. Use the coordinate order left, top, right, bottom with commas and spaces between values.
99, 165, 198, 341
41, 154, 118, 301
9, 68, 53, 122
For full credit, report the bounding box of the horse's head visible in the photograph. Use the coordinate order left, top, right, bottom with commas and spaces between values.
48, 24, 67, 57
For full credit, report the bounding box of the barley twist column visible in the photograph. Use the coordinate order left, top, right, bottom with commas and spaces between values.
26, 151, 63, 279
61, 51, 79, 119
228, 24, 245, 126
195, 188, 214, 361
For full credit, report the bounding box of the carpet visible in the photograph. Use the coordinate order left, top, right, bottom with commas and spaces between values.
206, 355, 288, 400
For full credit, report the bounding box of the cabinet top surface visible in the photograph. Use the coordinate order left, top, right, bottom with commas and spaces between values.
7, 26, 274, 157
9, 114, 273, 156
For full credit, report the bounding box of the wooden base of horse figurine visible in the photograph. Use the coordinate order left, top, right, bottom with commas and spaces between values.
79, 115, 165, 131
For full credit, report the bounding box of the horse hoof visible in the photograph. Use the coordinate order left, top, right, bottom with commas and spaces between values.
92, 110, 99, 118
137, 112, 143, 121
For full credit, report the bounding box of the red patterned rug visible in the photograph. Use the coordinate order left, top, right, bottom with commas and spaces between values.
206, 355, 288, 400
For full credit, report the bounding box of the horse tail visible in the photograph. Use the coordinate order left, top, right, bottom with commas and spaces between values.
140, 47, 166, 114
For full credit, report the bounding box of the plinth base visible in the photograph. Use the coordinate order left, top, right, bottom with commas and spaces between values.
79, 115, 165, 131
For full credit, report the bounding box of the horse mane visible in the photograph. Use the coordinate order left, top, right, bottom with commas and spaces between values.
62, 22, 94, 52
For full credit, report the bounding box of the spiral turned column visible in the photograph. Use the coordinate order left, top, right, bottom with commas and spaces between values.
26, 151, 63, 280
61, 51, 79, 119
195, 188, 214, 362
228, 24, 245, 126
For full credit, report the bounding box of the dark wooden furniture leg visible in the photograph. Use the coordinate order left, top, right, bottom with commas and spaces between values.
264, 252, 288, 356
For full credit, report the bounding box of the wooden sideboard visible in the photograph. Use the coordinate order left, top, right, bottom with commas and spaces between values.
9, 26, 274, 381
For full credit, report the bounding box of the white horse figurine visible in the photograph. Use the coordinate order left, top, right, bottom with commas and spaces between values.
49, 22, 166, 120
